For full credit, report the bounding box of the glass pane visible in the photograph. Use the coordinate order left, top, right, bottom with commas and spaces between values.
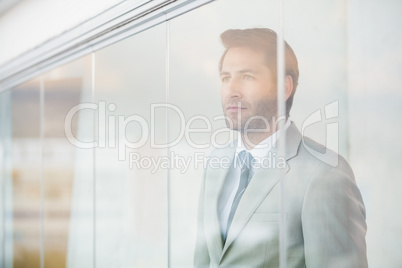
9, 79, 41, 268
169, 0, 279, 267
282, 2, 367, 267
282, 0, 402, 267
0, 89, 12, 268
94, 23, 167, 267
0, 91, 3, 266
347, 1, 402, 267
42, 55, 93, 268
284, 1, 349, 156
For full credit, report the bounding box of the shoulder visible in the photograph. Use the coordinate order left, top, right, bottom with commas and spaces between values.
297, 136, 354, 178
294, 136, 365, 218
297, 137, 366, 217
288, 134, 362, 208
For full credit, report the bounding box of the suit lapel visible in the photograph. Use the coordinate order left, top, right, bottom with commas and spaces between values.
204, 144, 236, 263
222, 165, 282, 256
221, 122, 302, 257
283, 122, 302, 162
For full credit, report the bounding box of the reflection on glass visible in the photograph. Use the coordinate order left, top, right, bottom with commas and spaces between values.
0, 0, 400, 267
10, 79, 41, 268
1, 89, 12, 268
94, 23, 167, 267
284, 1, 349, 156
346, 1, 402, 266
42, 55, 93, 268
0, 91, 3, 266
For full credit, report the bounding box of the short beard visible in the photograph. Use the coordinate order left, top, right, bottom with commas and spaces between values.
224, 98, 278, 133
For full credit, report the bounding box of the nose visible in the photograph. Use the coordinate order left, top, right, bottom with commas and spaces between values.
226, 77, 242, 99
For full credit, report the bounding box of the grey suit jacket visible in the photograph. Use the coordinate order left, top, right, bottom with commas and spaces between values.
194, 122, 367, 268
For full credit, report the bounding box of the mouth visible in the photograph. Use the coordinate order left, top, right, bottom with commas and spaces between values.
226, 106, 247, 111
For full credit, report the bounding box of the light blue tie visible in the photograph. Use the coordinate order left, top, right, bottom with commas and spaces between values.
224, 150, 254, 242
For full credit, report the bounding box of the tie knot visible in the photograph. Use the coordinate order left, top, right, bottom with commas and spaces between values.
237, 150, 254, 170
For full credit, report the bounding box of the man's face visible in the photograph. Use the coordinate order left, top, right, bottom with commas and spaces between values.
220, 46, 277, 132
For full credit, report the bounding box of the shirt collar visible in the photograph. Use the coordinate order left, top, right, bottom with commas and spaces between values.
236, 119, 291, 160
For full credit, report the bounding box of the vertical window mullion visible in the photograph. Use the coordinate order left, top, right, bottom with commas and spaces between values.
277, 0, 287, 268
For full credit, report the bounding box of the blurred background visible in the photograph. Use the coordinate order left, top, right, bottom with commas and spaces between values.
0, 0, 401, 267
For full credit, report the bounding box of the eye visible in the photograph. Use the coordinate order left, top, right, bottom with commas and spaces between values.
221, 76, 230, 83
242, 75, 254, 80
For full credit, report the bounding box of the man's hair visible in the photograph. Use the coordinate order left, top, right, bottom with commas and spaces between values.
219, 28, 299, 117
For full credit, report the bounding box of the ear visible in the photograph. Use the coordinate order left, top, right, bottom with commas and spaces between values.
284, 75, 293, 101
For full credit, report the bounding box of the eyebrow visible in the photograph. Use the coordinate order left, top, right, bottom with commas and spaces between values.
219, 69, 259, 76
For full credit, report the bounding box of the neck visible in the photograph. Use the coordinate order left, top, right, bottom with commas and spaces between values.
240, 131, 272, 150
239, 116, 288, 150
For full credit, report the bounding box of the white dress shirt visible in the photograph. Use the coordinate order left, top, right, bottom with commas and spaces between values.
218, 119, 291, 237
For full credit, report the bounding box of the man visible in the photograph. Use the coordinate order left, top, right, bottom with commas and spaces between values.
194, 28, 367, 267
